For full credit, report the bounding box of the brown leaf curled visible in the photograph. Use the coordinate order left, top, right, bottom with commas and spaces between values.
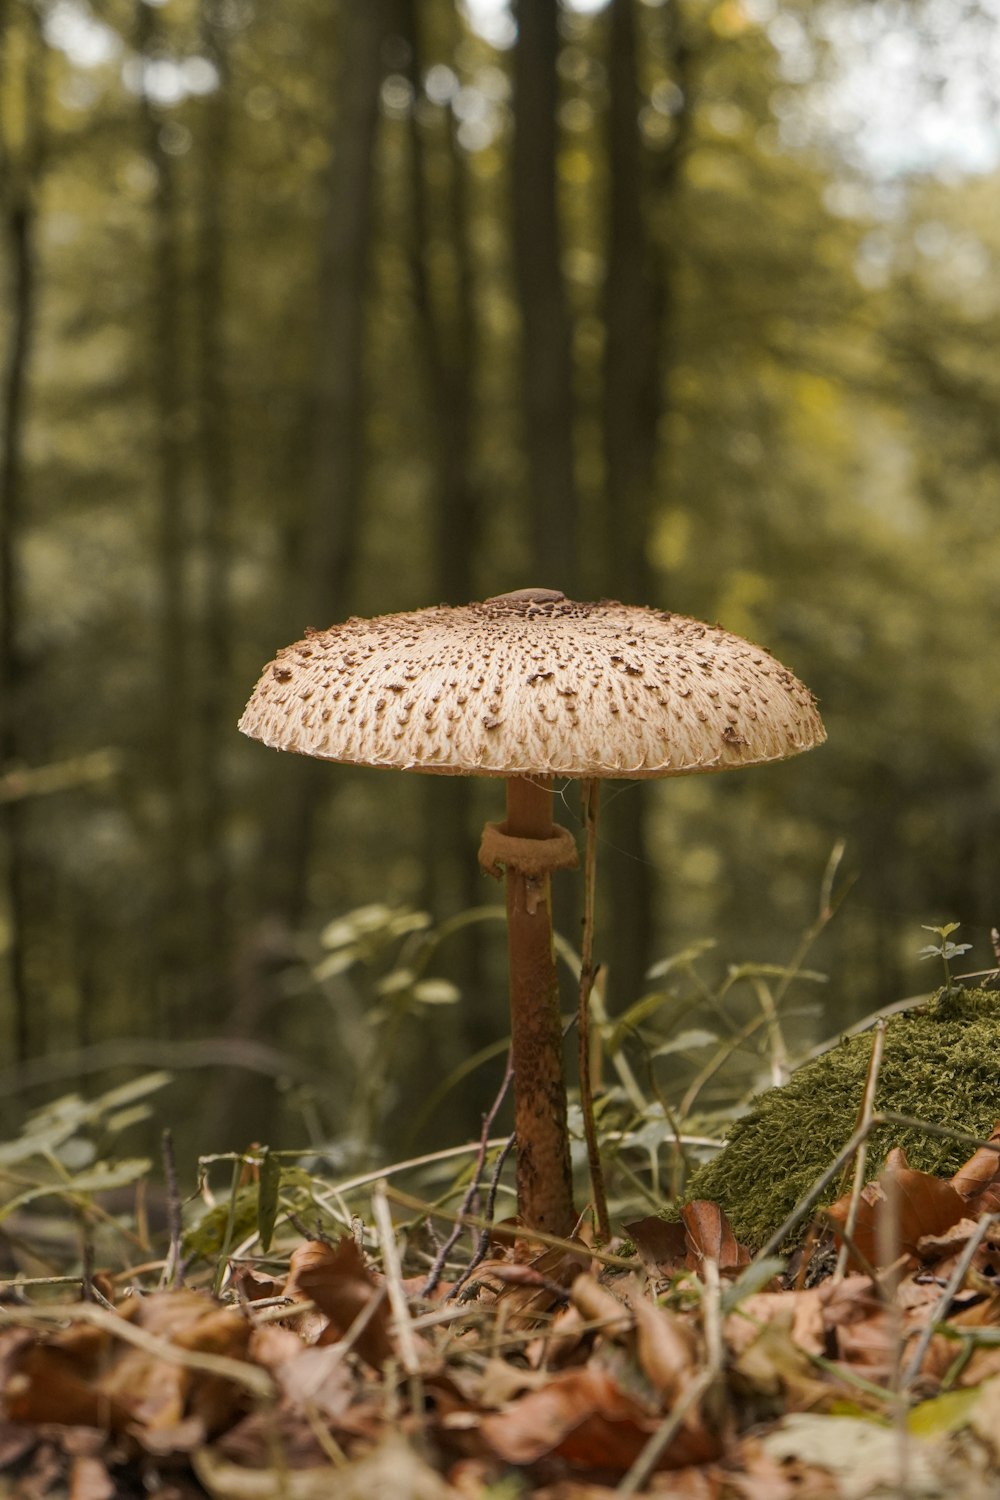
285, 1239, 394, 1370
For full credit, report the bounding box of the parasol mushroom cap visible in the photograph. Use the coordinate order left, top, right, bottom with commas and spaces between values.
238, 589, 826, 779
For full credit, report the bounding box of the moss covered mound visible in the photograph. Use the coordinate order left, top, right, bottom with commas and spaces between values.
685, 987, 1000, 1249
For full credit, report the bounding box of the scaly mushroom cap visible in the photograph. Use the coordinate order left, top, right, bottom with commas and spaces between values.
239, 589, 826, 778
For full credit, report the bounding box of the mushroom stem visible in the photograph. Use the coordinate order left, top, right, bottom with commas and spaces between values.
503, 774, 576, 1236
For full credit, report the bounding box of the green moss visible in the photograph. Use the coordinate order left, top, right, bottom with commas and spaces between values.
684, 987, 1000, 1249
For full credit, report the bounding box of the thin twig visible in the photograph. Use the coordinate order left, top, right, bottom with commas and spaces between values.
578, 778, 611, 1242
421, 1051, 515, 1297
386, 1184, 633, 1267
448, 1133, 517, 1299
79, 1218, 96, 1304
372, 1184, 421, 1378
834, 1019, 887, 1282
160, 1127, 185, 1289
310, 1137, 513, 1209
750, 1120, 876, 1266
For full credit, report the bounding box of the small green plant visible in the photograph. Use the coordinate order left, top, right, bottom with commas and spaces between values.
918, 921, 972, 995
305, 902, 509, 1157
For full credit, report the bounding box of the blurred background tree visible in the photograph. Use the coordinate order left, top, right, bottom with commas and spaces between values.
1, 0, 998, 1164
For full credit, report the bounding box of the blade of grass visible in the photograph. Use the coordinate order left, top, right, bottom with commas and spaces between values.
833, 1018, 887, 1282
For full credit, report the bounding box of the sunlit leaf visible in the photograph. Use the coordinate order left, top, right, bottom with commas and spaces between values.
411, 978, 461, 1005
650, 1028, 720, 1058
907, 1385, 983, 1437
646, 940, 717, 980
314, 948, 359, 980
0, 1157, 152, 1221
375, 968, 415, 997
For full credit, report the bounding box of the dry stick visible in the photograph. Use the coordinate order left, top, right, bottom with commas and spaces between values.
578, 778, 611, 1242
750, 1119, 878, 1268
386, 1184, 636, 1268
160, 1127, 185, 1289
421, 1051, 515, 1297
372, 1183, 421, 1378
372, 1184, 428, 1461
833, 1019, 887, 1283
449, 1133, 517, 1299
678, 1008, 776, 1121
901, 1211, 1000, 1388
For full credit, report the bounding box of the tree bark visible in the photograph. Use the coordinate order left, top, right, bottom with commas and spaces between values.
0, 3, 42, 1060
136, 0, 192, 1030
194, 0, 235, 987
512, 0, 579, 595
601, 0, 658, 1013
399, 0, 482, 940
602, 0, 695, 1011
262, 0, 393, 928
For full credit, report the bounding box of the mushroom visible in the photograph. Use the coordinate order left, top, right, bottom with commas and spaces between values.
239, 588, 826, 1236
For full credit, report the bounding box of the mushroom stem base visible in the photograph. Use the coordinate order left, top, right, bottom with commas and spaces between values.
501, 775, 576, 1237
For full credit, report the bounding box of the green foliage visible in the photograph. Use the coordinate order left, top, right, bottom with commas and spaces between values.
186, 1150, 318, 1267
1, 0, 999, 1169
297, 901, 508, 1155
0, 1073, 168, 1267
684, 987, 1000, 1249
918, 921, 973, 995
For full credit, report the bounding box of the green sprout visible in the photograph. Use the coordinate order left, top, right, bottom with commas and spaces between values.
918, 922, 972, 995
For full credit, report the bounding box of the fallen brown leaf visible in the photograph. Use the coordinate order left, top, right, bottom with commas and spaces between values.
4, 1339, 134, 1432
730, 1319, 831, 1412
276, 1344, 354, 1419
480, 1362, 717, 1471
625, 1217, 688, 1279
68, 1453, 115, 1500
285, 1239, 394, 1370
950, 1122, 1000, 1201
681, 1201, 751, 1274
827, 1157, 968, 1269
197, 1435, 460, 1499
727, 1435, 840, 1500
725, 1288, 827, 1361
631, 1289, 697, 1400
624, 1205, 750, 1282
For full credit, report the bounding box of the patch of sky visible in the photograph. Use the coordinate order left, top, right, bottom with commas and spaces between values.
122, 55, 220, 106
43, 0, 121, 68
464, 0, 1000, 181
44, 0, 220, 106
789, 0, 1000, 179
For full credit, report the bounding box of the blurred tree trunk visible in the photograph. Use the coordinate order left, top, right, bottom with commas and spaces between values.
601, 0, 658, 1012
0, 1, 41, 1060
399, 1, 489, 1120
512, 0, 580, 965
512, 0, 579, 595
193, 1, 234, 993
602, 0, 694, 1009
137, 0, 192, 1031
399, 0, 481, 926
260, 0, 392, 927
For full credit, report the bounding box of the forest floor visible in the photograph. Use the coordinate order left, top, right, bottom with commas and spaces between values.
5, 1122, 1000, 1498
